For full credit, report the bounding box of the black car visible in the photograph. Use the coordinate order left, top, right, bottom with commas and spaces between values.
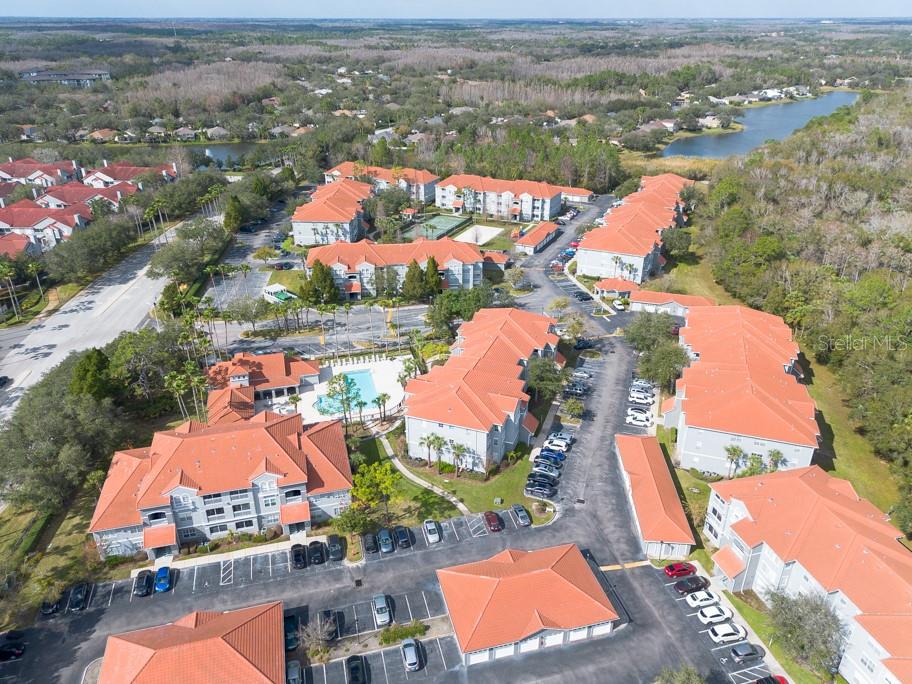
284, 614, 300, 651
574, 292, 593, 302
362, 531, 379, 554
308, 540, 326, 565
0, 644, 24, 662
0, 376, 10, 389
394, 526, 412, 548
133, 570, 154, 597
674, 576, 710, 594
563, 387, 586, 398
327, 534, 344, 562
273, 262, 293, 270
527, 473, 558, 488
378, 528, 395, 553
534, 457, 562, 470
68, 582, 91, 611
568, 382, 589, 393
238, 224, 257, 233
346, 655, 367, 684
291, 543, 307, 569
573, 338, 594, 350
39, 596, 61, 616
731, 642, 764, 664
524, 484, 556, 499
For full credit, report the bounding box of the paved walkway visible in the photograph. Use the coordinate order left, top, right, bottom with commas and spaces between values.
380, 435, 471, 515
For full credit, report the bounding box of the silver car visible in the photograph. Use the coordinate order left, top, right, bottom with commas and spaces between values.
401, 638, 420, 671
286, 660, 302, 684
532, 463, 561, 479
423, 519, 441, 544
372, 593, 391, 627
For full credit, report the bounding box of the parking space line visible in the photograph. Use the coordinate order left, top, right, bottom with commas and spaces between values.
268, 552, 272, 577
728, 665, 769, 682
405, 594, 413, 621
192, 566, 198, 592
322, 663, 328, 684
422, 591, 430, 619
437, 638, 447, 670
450, 520, 459, 541
711, 641, 744, 651
250, 556, 253, 580
108, 582, 115, 606
380, 648, 390, 684
220, 559, 233, 586
129, 576, 136, 602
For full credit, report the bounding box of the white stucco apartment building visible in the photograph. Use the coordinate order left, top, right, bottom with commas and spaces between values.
324, 161, 439, 204
704, 467, 912, 684
435, 174, 590, 223
291, 178, 372, 245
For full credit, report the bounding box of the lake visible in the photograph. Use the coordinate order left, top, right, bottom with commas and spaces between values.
202, 142, 263, 164
662, 91, 859, 158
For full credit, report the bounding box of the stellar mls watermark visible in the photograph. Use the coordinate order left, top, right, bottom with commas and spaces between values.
815, 334, 908, 353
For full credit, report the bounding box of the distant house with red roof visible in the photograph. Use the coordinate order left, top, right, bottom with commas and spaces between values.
405, 308, 560, 473
291, 178, 372, 245
0, 198, 90, 252
576, 174, 691, 283
207, 351, 321, 404
435, 174, 590, 222
307, 237, 486, 299
36, 180, 137, 210
82, 160, 177, 188
0, 233, 41, 259
0, 156, 80, 187
628, 289, 714, 317
615, 435, 694, 560
89, 412, 352, 559
98, 601, 285, 683
705, 466, 912, 684
325, 161, 439, 203
515, 221, 560, 255
661, 305, 819, 476
593, 277, 639, 297
437, 544, 619, 665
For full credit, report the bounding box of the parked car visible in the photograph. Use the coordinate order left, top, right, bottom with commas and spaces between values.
563, 387, 586, 399
708, 623, 747, 645
543, 438, 570, 452
674, 576, 710, 594
423, 519, 441, 544
0, 643, 24, 662
573, 338, 594, 350
568, 382, 589, 393
570, 241, 580, 248
39, 596, 61, 616
362, 532, 379, 554
238, 224, 257, 233
534, 460, 562, 476
0, 376, 9, 389
401, 638, 421, 671
273, 262, 293, 270
346, 655, 367, 684
537, 449, 566, 462
631, 380, 654, 391
548, 431, 575, 443
524, 484, 556, 499
628, 394, 655, 406
377, 528, 395, 553
751, 677, 787, 684
133, 570, 154, 597
625, 413, 652, 427
372, 594, 391, 626
284, 614, 300, 651
511, 504, 532, 526
327, 534, 345, 562
527, 473, 559, 488
612, 299, 627, 311
731, 642, 764, 664
570, 370, 591, 380
532, 463, 561, 479
154, 567, 172, 593
394, 525, 412, 548
483, 511, 503, 532
69, 582, 91, 610
286, 659, 303, 684
698, 605, 733, 625
574, 292, 593, 302
627, 406, 651, 418
308, 540, 326, 565
291, 543, 307, 569
684, 590, 720, 608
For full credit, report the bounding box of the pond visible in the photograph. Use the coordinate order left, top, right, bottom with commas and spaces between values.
662, 91, 859, 158
202, 142, 265, 165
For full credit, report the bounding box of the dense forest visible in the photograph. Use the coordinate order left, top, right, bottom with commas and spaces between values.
697, 89, 912, 532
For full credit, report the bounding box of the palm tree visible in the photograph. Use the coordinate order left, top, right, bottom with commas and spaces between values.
238, 263, 251, 297
420, 433, 446, 471
725, 445, 745, 478
288, 394, 301, 413
372, 392, 390, 422
343, 302, 353, 352
768, 449, 785, 472
355, 399, 367, 425
0, 262, 20, 321
26, 262, 44, 299
450, 442, 469, 478
325, 303, 339, 357
316, 304, 327, 345
164, 371, 190, 419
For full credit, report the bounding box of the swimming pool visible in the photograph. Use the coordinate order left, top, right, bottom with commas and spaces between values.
314, 369, 379, 415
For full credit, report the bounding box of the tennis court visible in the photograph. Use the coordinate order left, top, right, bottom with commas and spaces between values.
402, 213, 469, 240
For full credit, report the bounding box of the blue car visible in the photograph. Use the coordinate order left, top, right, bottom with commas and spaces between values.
538, 449, 566, 462
154, 567, 172, 593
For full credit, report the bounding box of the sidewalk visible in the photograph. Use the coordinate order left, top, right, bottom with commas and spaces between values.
380, 435, 471, 515
131, 537, 303, 577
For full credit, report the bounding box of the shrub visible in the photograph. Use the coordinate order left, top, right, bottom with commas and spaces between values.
378, 620, 427, 646
103, 554, 130, 567
437, 462, 456, 474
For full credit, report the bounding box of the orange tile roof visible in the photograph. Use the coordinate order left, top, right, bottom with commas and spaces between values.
678, 306, 818, 446
279, 501, 311, 524
291, 178, 371, 223
40, 181, 137, 206
143, 524, 177, 550
208, 352, 320, 392
307, 237, 484, 270
326, 161, 439, 186
0, 157, 76, 181
522, 412, 539, 434
206, 386, 255, 425
515, 221, 559, 247
630, 290, 714, 308
90, 416, 351, 532
405, 308, 558, 431
84, 161, 176, 183
437, 544, 618, 653
711, 466, 912, 661
439, 174, 588, 199
594, 277, 640, 292
615, 435, 695, 545
0, 198, 89, 229
0, 233, 33, 257
712, 546, 746, 577
98, 601, 285, 684
481, 250, 509, 265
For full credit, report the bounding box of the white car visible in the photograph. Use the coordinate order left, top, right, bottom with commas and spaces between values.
631, 381, 654, 392
685, 590, 720, 608
555, 327, 571, 338
627, 406, 651, 417
423, 519, 441, 544
625, 413, 652, 427
571, 370, 591, 380
613, 299, 627, 311
708, 623, 747, 644
697, 605, 733, 625
548, 431, 575, 443
542, 439, 570, 452
628, 395, 655, 406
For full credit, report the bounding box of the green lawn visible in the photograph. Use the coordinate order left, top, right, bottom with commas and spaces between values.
0, 506, 41, 562
724, 591, 830, 684
479, 235, 516, 252
268, 269, 305, 290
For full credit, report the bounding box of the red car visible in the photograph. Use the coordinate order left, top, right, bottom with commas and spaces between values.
752, 678, 787, 684
570, 241, 580, 248
483, 511, 503, 532
664, 562, 696, 578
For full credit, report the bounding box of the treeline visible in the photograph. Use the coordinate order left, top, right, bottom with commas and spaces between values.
696, 89, 912, 532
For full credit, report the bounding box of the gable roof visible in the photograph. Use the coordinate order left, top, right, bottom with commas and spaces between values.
40, 181, 137, 207
98, 601, 285, 684
515, 221, 559, 247
0, 233, 34, 257
437, 544, 618, 653
307, 237, 484, 270
207, 352, 320, 391
84, 161, 176, 183
594, 277, 640, 293
327, 161, 439, 186
0, 157, 77, 182
630, 290, 714, 308
206, 385, 255, 425
292, 178, 372, 224
438, 174, 577, 199
0, 198, 89, 229
615, 435, 695, 545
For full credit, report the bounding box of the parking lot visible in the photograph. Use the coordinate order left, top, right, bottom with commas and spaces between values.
310, 636, 462, 684
656, 568, 773, 684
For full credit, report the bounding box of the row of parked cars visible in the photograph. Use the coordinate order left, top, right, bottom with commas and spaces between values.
625, 377, 656, 428
663, 563, 772, 672
290, 535, 346, 569
525, 432, 574, 500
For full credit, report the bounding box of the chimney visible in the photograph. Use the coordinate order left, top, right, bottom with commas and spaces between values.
0, 198, 4, 209
32, 188, 38, 199
72, 160, 78, 170
102, 159, 108, 167
137, 182, 144, 192
7, 157, 12, 163
172, 162, 178, 175
116, 190, 122, 203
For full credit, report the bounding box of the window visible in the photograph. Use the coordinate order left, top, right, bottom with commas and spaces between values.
232, 503, 251, 515
205, 507, 225, 521
860, 655, 875, 673
180, 529, 197, 540
202, 493, 222, 504
177, 513, 192, 524
235, 520, 254, 530
705, 522, 717, 537
209, 524, 228, 534
263, 514, 279, 526
263, 496, 278, 509
259, 479, 276, 491
229, 489, 247, 501
148, 511, 167, 525
284, 489, 303, 503
711, 507, 722, 522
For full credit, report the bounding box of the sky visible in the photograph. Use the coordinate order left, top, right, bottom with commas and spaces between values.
3, 1, 911, 19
